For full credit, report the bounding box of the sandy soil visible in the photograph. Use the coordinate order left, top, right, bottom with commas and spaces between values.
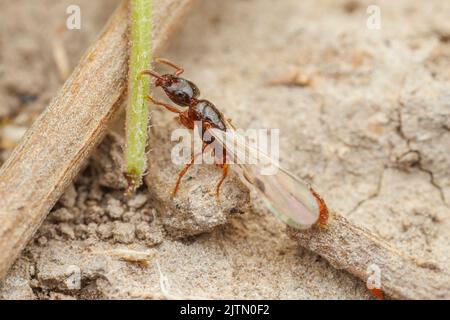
0, 0, 449, 299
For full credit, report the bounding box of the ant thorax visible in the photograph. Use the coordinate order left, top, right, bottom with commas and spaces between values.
191, 100, 226, 131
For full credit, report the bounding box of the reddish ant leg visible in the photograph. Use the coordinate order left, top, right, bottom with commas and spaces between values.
155, 58, 184, 76
214, 146, 229, 198
177, 111, 195, 130
145, 95, 182, 114
172, 143, 208, 197
171, 158, 194, 198
215, 163, 229, 199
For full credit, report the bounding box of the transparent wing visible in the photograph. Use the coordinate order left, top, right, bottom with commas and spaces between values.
208, 126, 323, 229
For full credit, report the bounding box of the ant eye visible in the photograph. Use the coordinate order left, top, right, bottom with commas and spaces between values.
176, 92, 188, 101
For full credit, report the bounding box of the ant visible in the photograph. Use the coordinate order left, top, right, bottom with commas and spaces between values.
141, 58, 229, 198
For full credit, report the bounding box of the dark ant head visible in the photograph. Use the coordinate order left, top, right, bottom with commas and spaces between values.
156, 74, 200, 107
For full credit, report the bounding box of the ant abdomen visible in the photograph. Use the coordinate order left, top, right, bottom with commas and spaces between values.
157, 75, 200, 107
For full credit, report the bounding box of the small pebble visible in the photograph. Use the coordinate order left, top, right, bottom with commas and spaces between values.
97, 223, 113, 240
49, 208, 74, 223
106, 197, 125, 219
58, 184, 77, 208
59, 223, 75, 240
127, 194, 148, 209
112, 222, 135, 244
37, 236, 48, 246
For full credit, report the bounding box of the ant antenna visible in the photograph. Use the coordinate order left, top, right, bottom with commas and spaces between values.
140, 58, 184, 81
139, 69, 163, 80
155, 58, 184, 76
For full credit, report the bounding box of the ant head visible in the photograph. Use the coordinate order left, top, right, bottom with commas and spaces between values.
158, 74, 200, 107
154, 74, 173, 88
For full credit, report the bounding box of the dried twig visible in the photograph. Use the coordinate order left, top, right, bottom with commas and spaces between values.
288, 213, 450, 299
0, 0, 195, 280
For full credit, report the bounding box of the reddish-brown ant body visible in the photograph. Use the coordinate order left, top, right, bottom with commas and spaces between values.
141, 59, 329, 230
141, 58, 228, 197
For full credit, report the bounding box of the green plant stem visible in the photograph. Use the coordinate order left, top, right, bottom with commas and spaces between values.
125, 0, 152, 193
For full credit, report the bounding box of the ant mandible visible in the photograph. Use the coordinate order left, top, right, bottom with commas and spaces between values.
140, 58, 229, 198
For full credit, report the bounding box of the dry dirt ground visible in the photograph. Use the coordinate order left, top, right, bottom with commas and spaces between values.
0, 0, 449, 299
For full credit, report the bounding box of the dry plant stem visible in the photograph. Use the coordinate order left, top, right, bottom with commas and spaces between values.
125, 0, 153, 192
289, 213, 450, 299
0, 0, 195, 280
